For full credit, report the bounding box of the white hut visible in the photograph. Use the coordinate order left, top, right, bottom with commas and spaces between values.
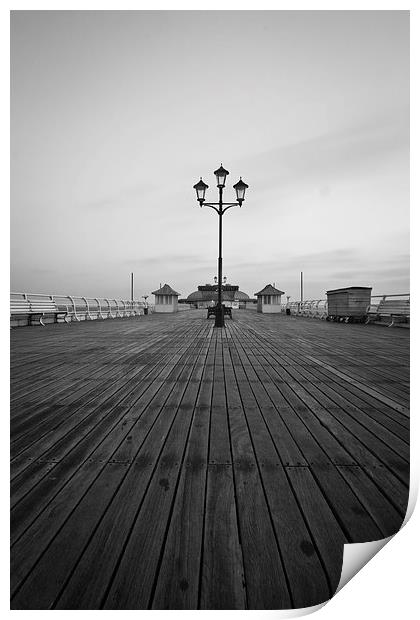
255, 284, 284, 314
152, 283, 180, 313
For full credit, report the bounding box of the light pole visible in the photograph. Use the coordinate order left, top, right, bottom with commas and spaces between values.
193, 165, 249, 327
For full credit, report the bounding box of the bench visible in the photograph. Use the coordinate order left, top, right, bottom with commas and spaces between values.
207, 305, 232, 319
366, 298, 410, 327
10, 299, 69, 326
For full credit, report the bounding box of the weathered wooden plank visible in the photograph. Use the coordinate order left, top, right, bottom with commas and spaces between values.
296, 362, 410, 430
10, 310, 409, 610
10, 461, 130, 609
103, 340, 210, 609
336, 465, 404, 536
151, 340, 216, 609
199, 464, 247, 610
11, 328, 204, 551
231, 349, 332, 466
286, 378, 409, 479
10, 364, 144, 455
10, 334, 136, 402
236, 322, 409, 500
11, 324, 198, 469
222, 344, 293, 609
208, 332, 231, 464
292, 363, 409, 442
234, 319, 410, 430
10, 323, 196, 449
223, 342, 330, 606
10, 341, 128, 405
286, 466, 346, 593
305, 355, 409, 416
262, 374, 356, 466
310, 463, 383, 542
359, 462, 409, 515
12, 329, 209, 606
227, 333, 308, 466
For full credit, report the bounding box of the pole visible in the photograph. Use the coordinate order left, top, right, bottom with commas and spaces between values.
215, 185, 224, 327
131, 273, 134, 302
300, 271, 303, 309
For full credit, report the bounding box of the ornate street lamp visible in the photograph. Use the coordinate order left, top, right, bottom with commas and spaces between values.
233, 178, 249, 206
193, 164, 249, 327
193, 178, 209, 206
214, 164, 229, 188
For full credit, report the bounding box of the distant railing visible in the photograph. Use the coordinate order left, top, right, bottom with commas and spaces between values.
10, 292, 154, 323
282, 293, 410, 320
282, 299, 328, 319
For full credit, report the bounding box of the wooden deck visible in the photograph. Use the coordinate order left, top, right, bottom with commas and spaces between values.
10, 310, 410, 610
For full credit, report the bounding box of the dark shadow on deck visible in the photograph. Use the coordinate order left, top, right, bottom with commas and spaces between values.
10, 310, 410, 609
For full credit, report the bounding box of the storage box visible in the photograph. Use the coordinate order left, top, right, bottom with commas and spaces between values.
326, 287, 372, 322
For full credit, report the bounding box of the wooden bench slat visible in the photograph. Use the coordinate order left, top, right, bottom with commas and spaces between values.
366, 299, 410, 326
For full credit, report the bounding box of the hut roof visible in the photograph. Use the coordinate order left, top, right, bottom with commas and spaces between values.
186, 288, 250, 302
151, 283, 180, 296
326, 286, 372, 294
255, 284, 285, 296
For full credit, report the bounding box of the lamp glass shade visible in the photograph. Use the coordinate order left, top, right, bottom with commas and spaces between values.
233, 178, 249, 202
193, 178, 209, 202
214, 164, 229, 187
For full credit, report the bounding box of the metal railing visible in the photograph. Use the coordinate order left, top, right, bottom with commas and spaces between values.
367, 293, 410, 315
282, 299, 328, 319
282, 293, 410, 320
10, 292, 154, 322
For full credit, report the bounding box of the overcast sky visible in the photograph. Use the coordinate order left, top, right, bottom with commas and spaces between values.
10, 10, 409, 301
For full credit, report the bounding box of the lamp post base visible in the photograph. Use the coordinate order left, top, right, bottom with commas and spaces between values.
214, 305, 225, 328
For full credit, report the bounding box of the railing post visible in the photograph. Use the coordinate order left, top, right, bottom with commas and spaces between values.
82, 297, 92, 320
95, 298, 104, 319
69, 296, 80, 321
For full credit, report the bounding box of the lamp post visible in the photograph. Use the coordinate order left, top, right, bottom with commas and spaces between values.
213, 275, 227, 308
193, 165, 249, 327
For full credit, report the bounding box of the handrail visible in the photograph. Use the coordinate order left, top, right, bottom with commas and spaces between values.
371, 293, 410, 299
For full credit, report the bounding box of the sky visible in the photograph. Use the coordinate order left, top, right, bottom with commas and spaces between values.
10, 10, 409, 301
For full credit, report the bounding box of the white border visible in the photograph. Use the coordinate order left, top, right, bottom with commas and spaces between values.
4, 3, 417, 618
